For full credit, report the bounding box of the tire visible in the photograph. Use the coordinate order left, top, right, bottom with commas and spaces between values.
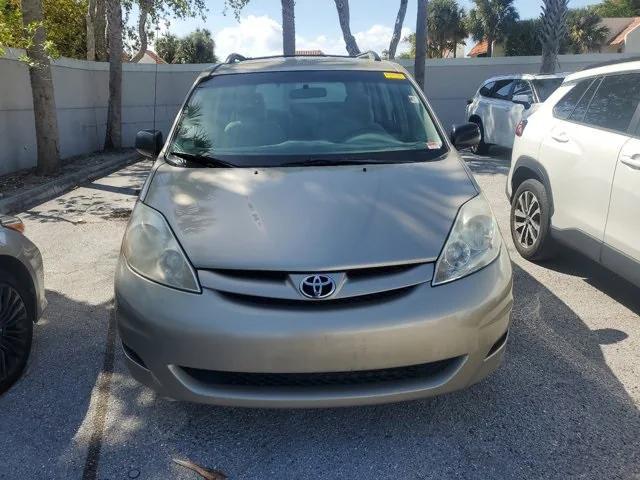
510, 179, 555, 261
0, 268, 34, 395
470, 119, 490, 155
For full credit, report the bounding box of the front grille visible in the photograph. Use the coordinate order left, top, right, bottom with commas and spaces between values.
179, 357, 462, 388
217, 285, 416, 309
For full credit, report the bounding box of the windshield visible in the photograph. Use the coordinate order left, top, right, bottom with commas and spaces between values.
168, 70, 447, 167
532, 78, 564, 102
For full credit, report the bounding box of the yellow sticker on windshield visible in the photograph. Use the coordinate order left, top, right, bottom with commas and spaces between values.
384, 72, 406, 80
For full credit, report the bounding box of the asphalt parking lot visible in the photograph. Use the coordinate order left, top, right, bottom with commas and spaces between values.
1, 151, 639, 480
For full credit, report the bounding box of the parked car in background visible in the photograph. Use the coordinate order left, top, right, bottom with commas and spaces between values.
467, 74, 566, 154
507, 59, 640, 287
0, 216, 46, 394
115, 53, 513, 408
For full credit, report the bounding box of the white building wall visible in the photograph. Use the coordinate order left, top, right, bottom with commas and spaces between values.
0, 48, 632, 176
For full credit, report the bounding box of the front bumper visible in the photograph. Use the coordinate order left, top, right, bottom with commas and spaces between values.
115, 248, 513, 408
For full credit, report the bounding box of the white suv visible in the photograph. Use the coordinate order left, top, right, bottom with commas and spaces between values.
507, 59, 640, 287
467, 74, 565, 154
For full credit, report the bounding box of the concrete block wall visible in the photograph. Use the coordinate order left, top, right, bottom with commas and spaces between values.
0, 48, 631, 176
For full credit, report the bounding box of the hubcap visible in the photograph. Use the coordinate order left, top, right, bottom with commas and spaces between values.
514, 190, 541, 249
0, 284, 29, 382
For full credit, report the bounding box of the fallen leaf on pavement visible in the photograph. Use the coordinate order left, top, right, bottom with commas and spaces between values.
173, 458, 228, 480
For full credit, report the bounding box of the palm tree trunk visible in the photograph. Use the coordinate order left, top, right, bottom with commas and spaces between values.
104, 0, 122, 150
95, 0, 107, 61
130, 0, 151, 63
388, 0, 408, 59
333, 0, 360, 56
281, 0, 295, 56
414, 0, 428, 90
486, 36, 493, 57
540, 0, 568, 74
22, 0, 61, 175
86, 0, 96, 60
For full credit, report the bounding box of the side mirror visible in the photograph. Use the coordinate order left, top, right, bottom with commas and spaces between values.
512, 94, 532, 110
450, 123, 481, 150
466, 98, 473, 106
135, 130, 163, 158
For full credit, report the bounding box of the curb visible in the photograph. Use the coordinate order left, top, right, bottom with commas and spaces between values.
0, 152, 141, 215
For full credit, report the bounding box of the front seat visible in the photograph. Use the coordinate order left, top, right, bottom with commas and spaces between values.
224, 93, 285, 148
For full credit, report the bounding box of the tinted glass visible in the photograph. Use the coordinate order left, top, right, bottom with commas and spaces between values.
480, 82, 495, 97
493, 80, 514, 100
583, 73, 640, 133
512, 80, 533, 100
532, 78, 564, 102
168, 70, 446, 166
553, 79, 592, 120
570, 78, 601, 123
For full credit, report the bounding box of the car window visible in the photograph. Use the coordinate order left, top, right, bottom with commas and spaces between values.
168, 70, 447, 167
480, 81, 496, 97
492, 80, 515, 100
583, 73, 640, 134
553, 79, 593, 120
512, 80, 533, 101
531, 78, 564, 102
569, 78, 601, 123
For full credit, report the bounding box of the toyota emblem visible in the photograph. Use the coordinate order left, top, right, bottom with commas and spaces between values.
299, 274, 336, 299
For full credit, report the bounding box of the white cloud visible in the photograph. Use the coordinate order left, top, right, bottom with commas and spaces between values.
213, 15, 413, 59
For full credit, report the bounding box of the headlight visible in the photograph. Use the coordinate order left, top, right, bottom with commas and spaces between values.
122, 202, 200, 293
433, 194, 501, 286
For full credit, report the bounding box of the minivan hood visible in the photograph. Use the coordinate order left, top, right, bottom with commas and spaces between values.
144, 154, 478, 271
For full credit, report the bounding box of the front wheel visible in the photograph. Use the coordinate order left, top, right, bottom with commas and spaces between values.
510, 179, 555, 261
470, 121, 490, 155
0, 271, 34, 395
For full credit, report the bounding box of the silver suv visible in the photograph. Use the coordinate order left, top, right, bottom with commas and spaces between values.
115, 54, 513, 408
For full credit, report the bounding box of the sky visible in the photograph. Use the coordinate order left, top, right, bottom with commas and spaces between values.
152, 0, 603, 59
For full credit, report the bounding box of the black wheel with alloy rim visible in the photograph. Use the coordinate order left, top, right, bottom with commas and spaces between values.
510, 178, 555, 261
0, 280, 33, 394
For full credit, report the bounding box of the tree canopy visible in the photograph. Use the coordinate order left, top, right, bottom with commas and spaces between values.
466, 0, 519, 57
156, 28, 216, 64
594, 0, 640, 17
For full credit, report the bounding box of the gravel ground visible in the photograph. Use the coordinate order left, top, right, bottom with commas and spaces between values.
0, 152, 638, 480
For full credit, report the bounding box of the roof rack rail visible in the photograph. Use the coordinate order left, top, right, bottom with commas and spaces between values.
583, 55, 640, 71
356, 51, 381, 61
221, 51, 383, 64
225, 53, 247, 64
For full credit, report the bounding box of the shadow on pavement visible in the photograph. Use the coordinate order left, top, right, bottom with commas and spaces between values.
84, 264, 640, 480
541, 246, 640, 316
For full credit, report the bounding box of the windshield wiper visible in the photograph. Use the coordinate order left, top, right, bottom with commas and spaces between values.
168, 151, 237, 168
280, 158, 392, 167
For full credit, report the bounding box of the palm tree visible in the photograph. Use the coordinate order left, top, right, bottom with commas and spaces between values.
21, 0, 61, 174
388, 0, 408, 59
281, 0, 295, 55
415, 0, 428, 90
539, 0, 569, 74
428, 0, 466, 58
333, 0, 360, 56
104, 0, 122, 150
567, 8, 609, 54
466, 0, 519, 57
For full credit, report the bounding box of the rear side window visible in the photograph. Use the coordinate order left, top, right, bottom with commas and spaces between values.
583, 73, 640, 133
569, 78, 601, 123
553, 79, 592, 120
512, 80, 533, 100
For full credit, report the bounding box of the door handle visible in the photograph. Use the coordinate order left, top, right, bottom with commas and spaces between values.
621, 154, 640, 170
551, 132, 569, 143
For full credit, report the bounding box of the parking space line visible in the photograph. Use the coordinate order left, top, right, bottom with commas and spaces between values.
81, 304, 116, 480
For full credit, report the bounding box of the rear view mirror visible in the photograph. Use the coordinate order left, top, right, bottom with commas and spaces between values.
512, 94, 532, 110
450, 123, 481, 150
135, 130, 163, 158
290, 87, 327, 99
